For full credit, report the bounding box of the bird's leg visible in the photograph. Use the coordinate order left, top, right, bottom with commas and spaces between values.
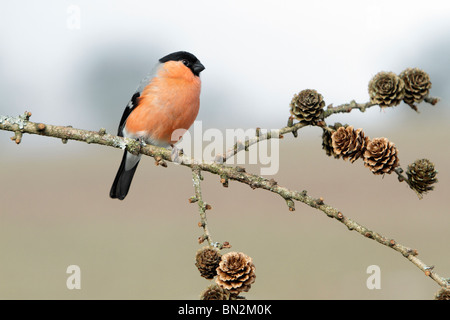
137, 136, 146, 147
170, 144, 184, 164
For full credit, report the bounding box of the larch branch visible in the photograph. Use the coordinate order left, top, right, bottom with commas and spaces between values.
0, 111, 448, 290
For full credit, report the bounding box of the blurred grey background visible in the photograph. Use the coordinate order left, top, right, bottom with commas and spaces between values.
1, 0, 450, 299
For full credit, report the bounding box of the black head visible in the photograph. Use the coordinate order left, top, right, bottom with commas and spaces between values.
159, 51, 205, 76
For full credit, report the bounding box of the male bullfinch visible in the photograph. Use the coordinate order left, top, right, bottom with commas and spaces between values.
110, 51, 205, 200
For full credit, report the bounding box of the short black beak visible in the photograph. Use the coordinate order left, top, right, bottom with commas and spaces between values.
193, 61, 205, 75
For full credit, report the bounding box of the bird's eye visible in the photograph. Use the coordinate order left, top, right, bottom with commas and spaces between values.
181, 59, 189, 67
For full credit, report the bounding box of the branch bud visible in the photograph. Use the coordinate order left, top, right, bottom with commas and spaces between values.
37, 123, 46, 131
189, 196, 198, 203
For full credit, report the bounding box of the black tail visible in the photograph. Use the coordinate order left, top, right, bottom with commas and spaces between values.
110, 150, 140, 200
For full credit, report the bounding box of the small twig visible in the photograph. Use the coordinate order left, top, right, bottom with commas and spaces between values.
424, 96, 440, 106
191, 166, 214, 247
217, 100, 374, 162
323, 100, 376, 118
217, 96, 441, 166
394, 167, 422, 199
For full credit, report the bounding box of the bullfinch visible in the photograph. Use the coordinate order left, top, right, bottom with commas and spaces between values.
110, 51, 205, 200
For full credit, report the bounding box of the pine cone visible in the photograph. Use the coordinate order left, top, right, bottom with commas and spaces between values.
216, 252, 256, 294
195, 246, 222, 279
434, 288, 450, 300
200, 284, 231, 300
322, 123, 347, 158
399, 68, 431, 108
368, 71, 405, 108
406, 159, 438, 195
363, 137, 399, 175
290, 89, 325, 124
331, 126, 370, 163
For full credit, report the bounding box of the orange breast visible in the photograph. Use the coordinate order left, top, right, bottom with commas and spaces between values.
125, 61, 201, 145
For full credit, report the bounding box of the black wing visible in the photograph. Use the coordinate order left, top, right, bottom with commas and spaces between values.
117, 92, 140, 137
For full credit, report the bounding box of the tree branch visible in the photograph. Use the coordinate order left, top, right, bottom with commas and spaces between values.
191, 166, 215, 247
217, 97, 436, 163
1, 111, 448, 291
323, 100, 376, 117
